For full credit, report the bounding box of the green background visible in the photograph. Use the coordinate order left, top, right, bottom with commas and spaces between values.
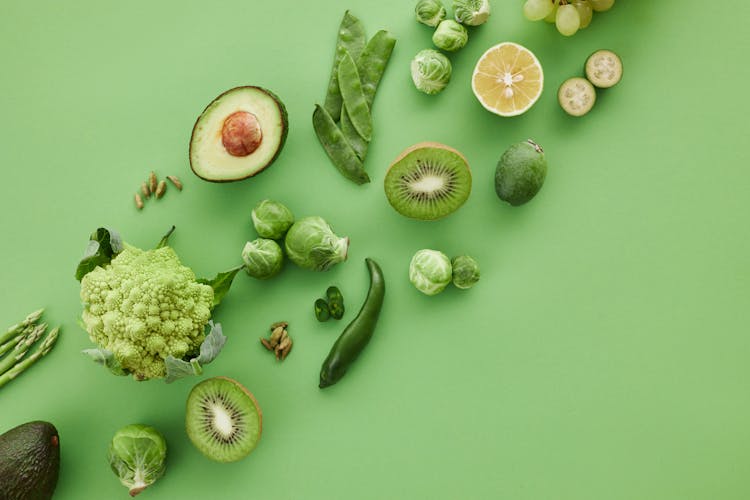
1, 1, 749, 498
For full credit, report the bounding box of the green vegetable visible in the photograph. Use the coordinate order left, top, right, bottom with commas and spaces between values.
241, 238, 284, 279
338, 51, 372, 142
75, 227, 123, 281
0, 309, 43, 357
77, 227, 238, 381
326, 286, 345, 319
411, 49, 452, 95
0, 327, 59, 389
313, 104, 370, 185
453, 0, 491, 25
251, 199, 294, 240
451, 255, 480, 289
324, 11, 366, 122
432, 20, 468, 52
409, 249, 452, 295
415, 0, 447, 27
319, 258, 385, 388
284, 216, 349, 271
315, 299, 331, 322
340, 30, 397, 161
108, 424, 166, 497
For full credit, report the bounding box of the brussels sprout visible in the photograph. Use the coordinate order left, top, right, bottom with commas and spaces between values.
242, 238, 284, 279
409, 249, 452, 295
432, 20, 468, 52
284, 216, 349, 271
451, 255, 480, 289
251, 199, 294, 240
410, 49, 453, 95
108, 424, 167, 497
415, 0, 447, 27
453, 0, 491, 26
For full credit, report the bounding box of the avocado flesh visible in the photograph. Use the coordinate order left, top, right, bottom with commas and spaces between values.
190, 86, 288, 182
0, 421, 60, 500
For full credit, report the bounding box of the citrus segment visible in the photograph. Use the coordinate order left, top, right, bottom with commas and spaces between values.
471, 42, 544, 117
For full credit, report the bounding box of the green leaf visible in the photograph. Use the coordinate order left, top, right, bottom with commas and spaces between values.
82, 348, 128, 376
164, 356, 200, 384
198, 266, 243, 309
196, 321, 227, 365
75, 228, 123, 281
155, 225, 176, 249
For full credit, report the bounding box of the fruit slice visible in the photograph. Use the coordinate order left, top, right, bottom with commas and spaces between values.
190, 86, 288, 182
384, 142, 471, 221
558, 77, 596, 116
585, 49, 623, 88
471, 42, 544, 117
185, 376, 262, 463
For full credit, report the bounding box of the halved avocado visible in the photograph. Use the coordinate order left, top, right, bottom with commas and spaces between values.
189, 86, 288, 182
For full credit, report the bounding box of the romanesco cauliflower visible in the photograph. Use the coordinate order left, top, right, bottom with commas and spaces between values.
80, 244, 214, 380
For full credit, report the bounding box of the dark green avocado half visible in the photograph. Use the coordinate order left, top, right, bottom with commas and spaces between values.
189, 86, 288, 182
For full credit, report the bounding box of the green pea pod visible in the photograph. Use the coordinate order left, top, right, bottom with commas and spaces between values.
312, 104, 370, 185
323, 11, 366, 122
319, 258, 385, 388
357, 30, 397, 107
340, 107, 369, 161
338, 51, 372, 142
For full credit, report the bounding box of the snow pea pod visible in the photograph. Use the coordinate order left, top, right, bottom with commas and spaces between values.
319, 258, 385, 389
312, 104, 370, 185
340, 106, 368, 160
323, 11, 366, 122
357, 30, 397, 107
338, 51, 372, 142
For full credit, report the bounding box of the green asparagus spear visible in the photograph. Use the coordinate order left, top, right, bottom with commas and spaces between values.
0, 323, 37, 358
0, 327, 59, 389
0, 308, 44, 345
0, 323, 47, 376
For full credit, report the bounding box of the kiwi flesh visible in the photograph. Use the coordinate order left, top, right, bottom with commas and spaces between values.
384, 142, 472, 221
185, 376, 262, 463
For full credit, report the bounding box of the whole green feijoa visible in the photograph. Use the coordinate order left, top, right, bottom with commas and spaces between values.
495, 139, 547, 206
451, 255, 480, 289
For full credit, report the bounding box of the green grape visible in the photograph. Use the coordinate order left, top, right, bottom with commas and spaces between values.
523, 0, 553, 21
543, 1, 559, 23
590, 0, 614, 12
573, 0, 593, 28
556, 4, 580, 36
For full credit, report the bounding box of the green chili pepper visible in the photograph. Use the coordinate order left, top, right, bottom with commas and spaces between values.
312, 105, 370, 185
326, 286, 345, 320
338, 51, 372, 142
319, 258, 385, 388
314, 299, 331, 322
323, 11, 366, 122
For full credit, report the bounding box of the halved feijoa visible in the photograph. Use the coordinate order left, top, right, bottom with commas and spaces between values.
585, 49, 623, 88
190, 86, 288, 182
384, 142, 472, 220
558, 77, 596, 117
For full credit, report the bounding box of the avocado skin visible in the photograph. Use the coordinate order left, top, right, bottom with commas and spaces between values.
0, 421, 60, 500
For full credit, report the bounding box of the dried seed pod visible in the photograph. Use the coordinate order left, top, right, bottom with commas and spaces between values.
134, 193, 144, 210
155, 180, 167, 199
141, 181, 151, 198
167, 175, 183, 191
149, 171, 158, 192
280, 339, 293, 360
270, 321, 288, 331
269, 326, 285, 347
260, 338, 273, 351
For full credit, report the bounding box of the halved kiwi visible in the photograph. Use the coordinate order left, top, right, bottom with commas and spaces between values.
384, 142, 472, 221
185, 376, 262, 463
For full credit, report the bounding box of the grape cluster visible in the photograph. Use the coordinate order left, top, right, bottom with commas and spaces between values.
523, 0, 614, 37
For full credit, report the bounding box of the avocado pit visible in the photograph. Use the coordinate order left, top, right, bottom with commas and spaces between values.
222, 111, 262, 157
